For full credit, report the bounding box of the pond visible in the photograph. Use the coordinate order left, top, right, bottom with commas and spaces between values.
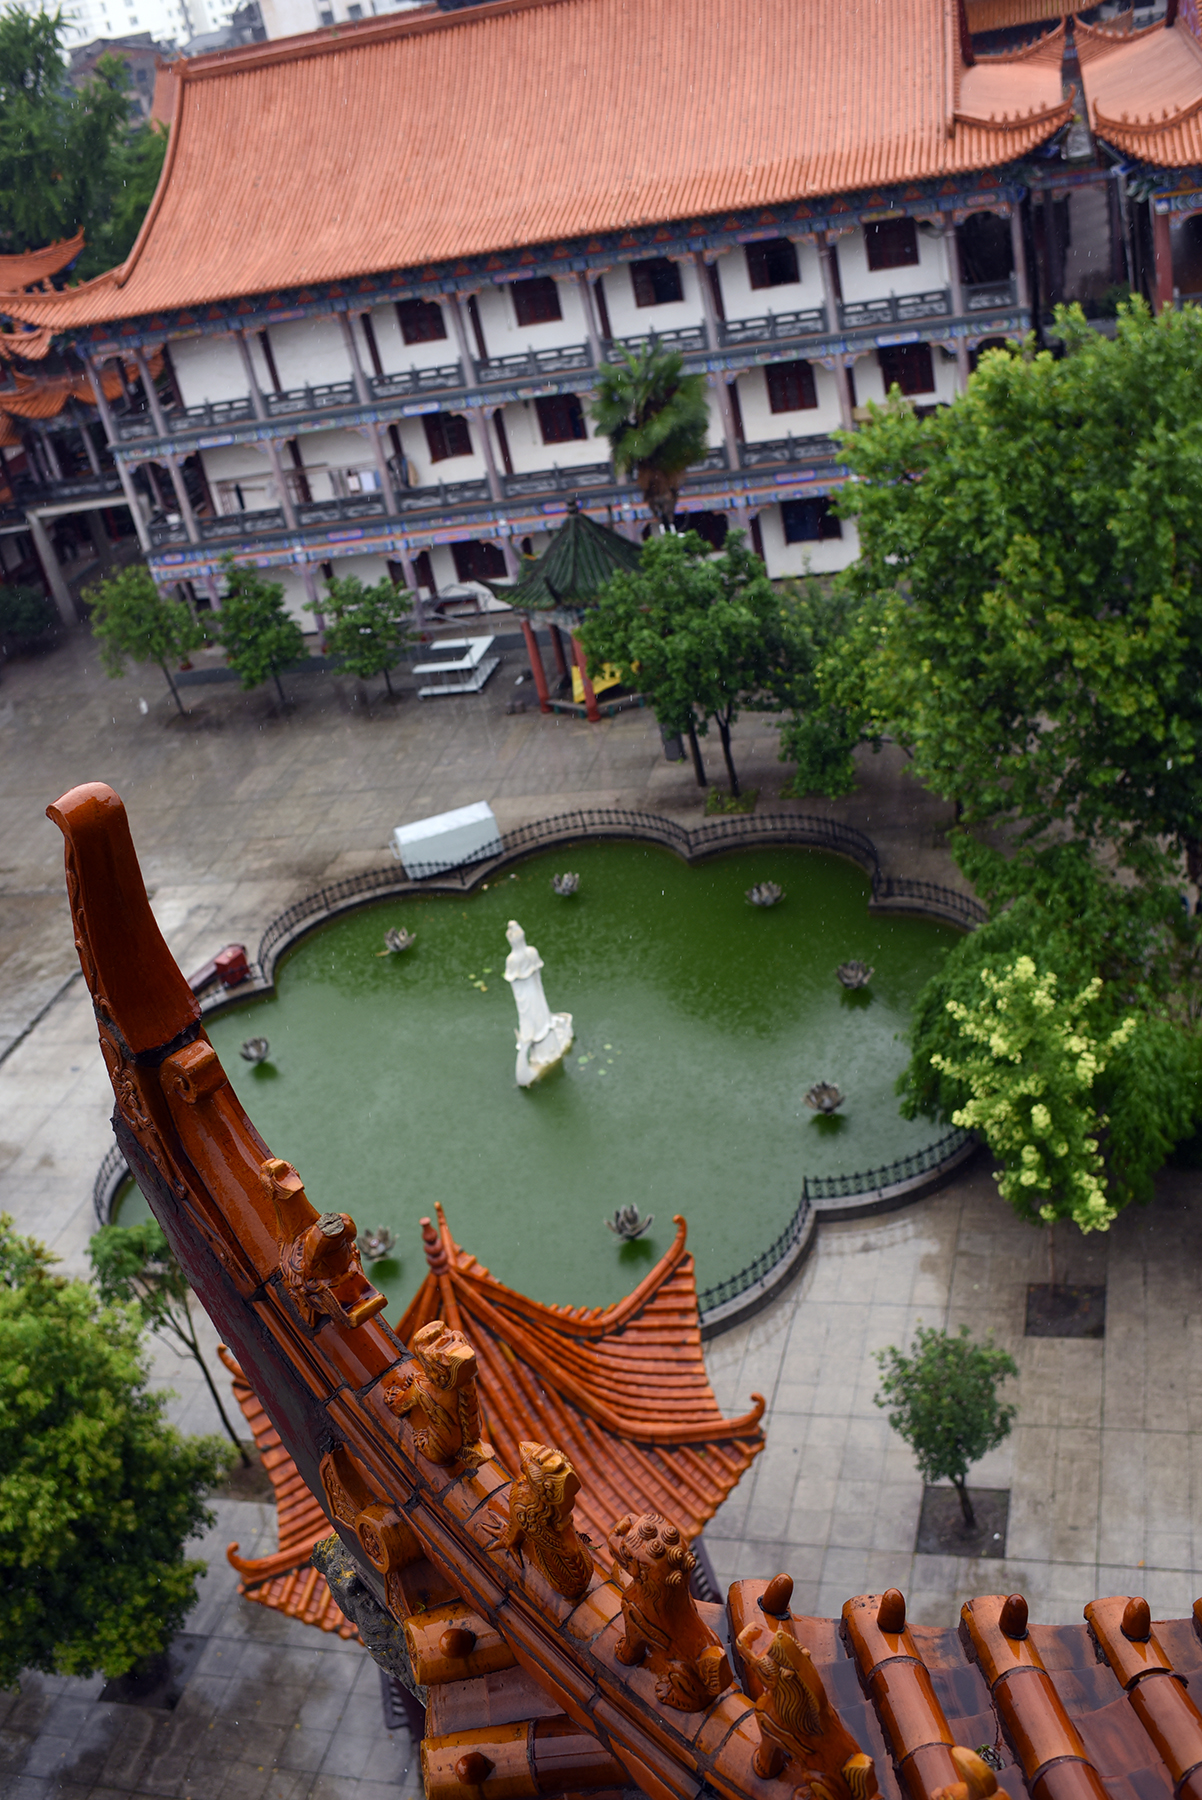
118, 843, 956, 1312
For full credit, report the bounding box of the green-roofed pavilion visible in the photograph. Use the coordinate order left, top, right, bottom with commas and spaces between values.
500, 499, 644, 722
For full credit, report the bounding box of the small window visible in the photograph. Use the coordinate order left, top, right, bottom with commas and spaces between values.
878, 343, 934, 396
397, 298, 446, 344
746, 238, 799, 290
451, 539, 507, 582
512, 277, 562, 327
423, 413, 473, 462
535, 393, 586, 445
765, 360, 817, 413
865, 217, 919, 271
346, 4, 361, 16
782, 497, 842, 543
318, 6, 332, 20
631, 257, 684, 308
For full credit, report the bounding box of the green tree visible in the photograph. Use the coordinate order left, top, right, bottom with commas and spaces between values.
875, 1324, 1018, 1530
90, 1220, 249, 1464
216, 557, 307, 706
0, 9, 138, 259
76, 119, 168, 280
591, 343, 710, 530
85, 565, 206, 717
578, 529, 779, 793
842, 303, 1202, 884
0, 1213, 228, 1689
311, 572, 415, 698
901, 841, 1202, 1227
0, 582, 55, 645
754, 577, 870, 799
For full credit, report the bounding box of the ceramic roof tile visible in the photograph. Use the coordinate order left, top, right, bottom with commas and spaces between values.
0, 232, 85, 293
1078, 20, 1202, 163
504, 502, 642, 612
0, 0, 1069, 330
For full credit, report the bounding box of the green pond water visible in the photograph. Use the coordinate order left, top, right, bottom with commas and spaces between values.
117, 844, 955, 1312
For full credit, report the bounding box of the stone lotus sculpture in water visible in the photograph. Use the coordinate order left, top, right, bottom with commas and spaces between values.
381, 927, 415, 954
606, 1204, 653, 1241
747, 882, 784, 907
504, 918, 573, 1087
240, 1037, 270, 1063
836, 960, 874, 988
552, 872, 580, 896
360, 1226, 396, 1262
805, 1081, 844, 1114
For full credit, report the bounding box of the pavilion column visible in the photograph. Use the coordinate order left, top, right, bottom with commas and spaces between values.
144, 462, 167, 511
693, 253, 739, 469
118, 461, 153, 553
817, 240, 855, 431
548, 621, 569, 686
235, 330, 268, 421
570, 630, 601, 723
27, 512, 75, 624
80, 353, 152, 553
943, 226, 971, 392
38, 426, 64, 482
395, 546, 425, 628
468, 402, 519, 577
301, 562, 323, 631
1153, 208, 1175, 314
575, 271, 604, 366
79, 420, 102, 476
364, 419, 399, 512
1010, 205, 1031, 311
520, 616, 551, 712
164, 455, 200, 544
335, 313, 397, 510
263, 437, 299, 531
132, 346, 169, 439
448, 293, 479, 380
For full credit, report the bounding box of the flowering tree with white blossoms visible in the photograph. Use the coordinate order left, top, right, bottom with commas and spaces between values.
930, 956, 1138, 1234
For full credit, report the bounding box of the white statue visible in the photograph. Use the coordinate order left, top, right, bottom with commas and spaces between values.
504, 919, 573, 1087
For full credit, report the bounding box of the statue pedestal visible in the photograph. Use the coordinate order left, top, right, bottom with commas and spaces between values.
515, 1012, 573, 1087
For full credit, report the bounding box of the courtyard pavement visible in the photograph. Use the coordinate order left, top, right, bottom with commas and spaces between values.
1, 623, 1198, 1798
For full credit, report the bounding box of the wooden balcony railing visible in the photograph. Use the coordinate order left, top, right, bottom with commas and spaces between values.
739, 433, 840, 468
838, 289, 952, 329
963, 276, 1018, 312
610, 324, 708, 357
719, 307, 827, 346
475, 343, 593, 382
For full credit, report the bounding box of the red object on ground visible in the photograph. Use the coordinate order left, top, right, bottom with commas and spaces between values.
187, 943, 250, 994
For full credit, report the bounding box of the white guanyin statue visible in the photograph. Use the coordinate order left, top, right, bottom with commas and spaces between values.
503, 918, 573, 1087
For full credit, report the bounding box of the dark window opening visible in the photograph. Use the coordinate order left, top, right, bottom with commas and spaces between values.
766, 360, 818, 413
782, 497, 842, 543
361, 311, 384, 377
492, 409, 514, 476
423, 412, 473, 462
878, 342, 935, 396
865, 217, 919, 271
396, 298, 447, 345
592, 276, 614, 341
257, 329, 283, 394
958, 212, 1014, 286
451, 539, 507, 582
512, 277, 562, 327
520, 536, 534, 557
534, 393, 586, 444
631, 257, 684, 308
677, 510, 728, 550
466, 294, 488, 361
747, 238, 799, 290
346, 5, 361, 17
413, 550, 436, 595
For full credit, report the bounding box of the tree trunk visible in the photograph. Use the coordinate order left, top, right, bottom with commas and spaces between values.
1187, 835, 1202, 909
953, 1474, 977, 1530
383, 664, 394, 698
716, 714, 740, 797
273, 670, 287, 708
159, 659, 186, 719
686, 716, 708, 787
184, 1317, 250, 1463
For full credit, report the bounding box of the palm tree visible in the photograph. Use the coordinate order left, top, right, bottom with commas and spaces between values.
591, 343, 710, 530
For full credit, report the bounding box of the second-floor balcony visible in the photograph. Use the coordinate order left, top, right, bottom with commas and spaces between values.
719, 307, 827, 348
611, 324, 708, 358
838, 289, 952, 329
963, 276, 1018, 312
739, 433, 840, 469
476, 343, 593, 383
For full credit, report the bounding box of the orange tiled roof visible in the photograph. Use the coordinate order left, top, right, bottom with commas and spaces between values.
0, 353, 156, 422
219, 1346, 360, 1638
149, 59, 178, 129
1078, 18, 1202, 163
0, 328, 55, 362
0, 0, 1069, 330
0, 232, 85, 293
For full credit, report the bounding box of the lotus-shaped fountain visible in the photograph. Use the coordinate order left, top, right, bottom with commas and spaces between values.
383, 928, 416, 953
361, 1226, 396, 1262
836, 961, 874, 989
605, 1204, 653, 1241
240, 1037, 270, 1063
552, 872, 580, 897
804, 1081, 844, 1114
746, 882, 784, 907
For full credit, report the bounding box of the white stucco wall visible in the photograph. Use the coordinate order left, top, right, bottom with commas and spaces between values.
261, 316, 353, 392
734, 360, 842, 442
833, 222, 951, 303
199, 443, 275, 511
473, 277, 590, 360
363, 301, 461, 377
496, 396, 606, 474
170, 335, 250, 408
597, 257, 706, 342
757, 504, 860, 579
713, 241, 826, 323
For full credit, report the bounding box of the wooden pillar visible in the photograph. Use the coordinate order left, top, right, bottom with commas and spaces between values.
396, 546, 425, 628
235, 330, 268, 421
1153, 208, 1175, 314
116, 461, 152, 553
571, 630, 601, 723
38, 425, 64, 482
944, 227, 971, 392
132, 346, 169, 439
263, 437, 299, 531
27, 512, 75, 624
817, 239, 855, 431
166, 455, 200, 544
79, 420, 102, 476
575, 271, 603, 366
520, 617, 551, 712
548, 621, 569, 684
1010, 205, 1031, 311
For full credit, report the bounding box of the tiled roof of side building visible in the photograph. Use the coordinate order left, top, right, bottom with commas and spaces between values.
0, 231, 85, 293
0, 0, 1069, 330
1078, 17, 1202, 165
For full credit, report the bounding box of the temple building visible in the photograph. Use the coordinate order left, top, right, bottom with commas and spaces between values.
0, 0, 1071, 616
